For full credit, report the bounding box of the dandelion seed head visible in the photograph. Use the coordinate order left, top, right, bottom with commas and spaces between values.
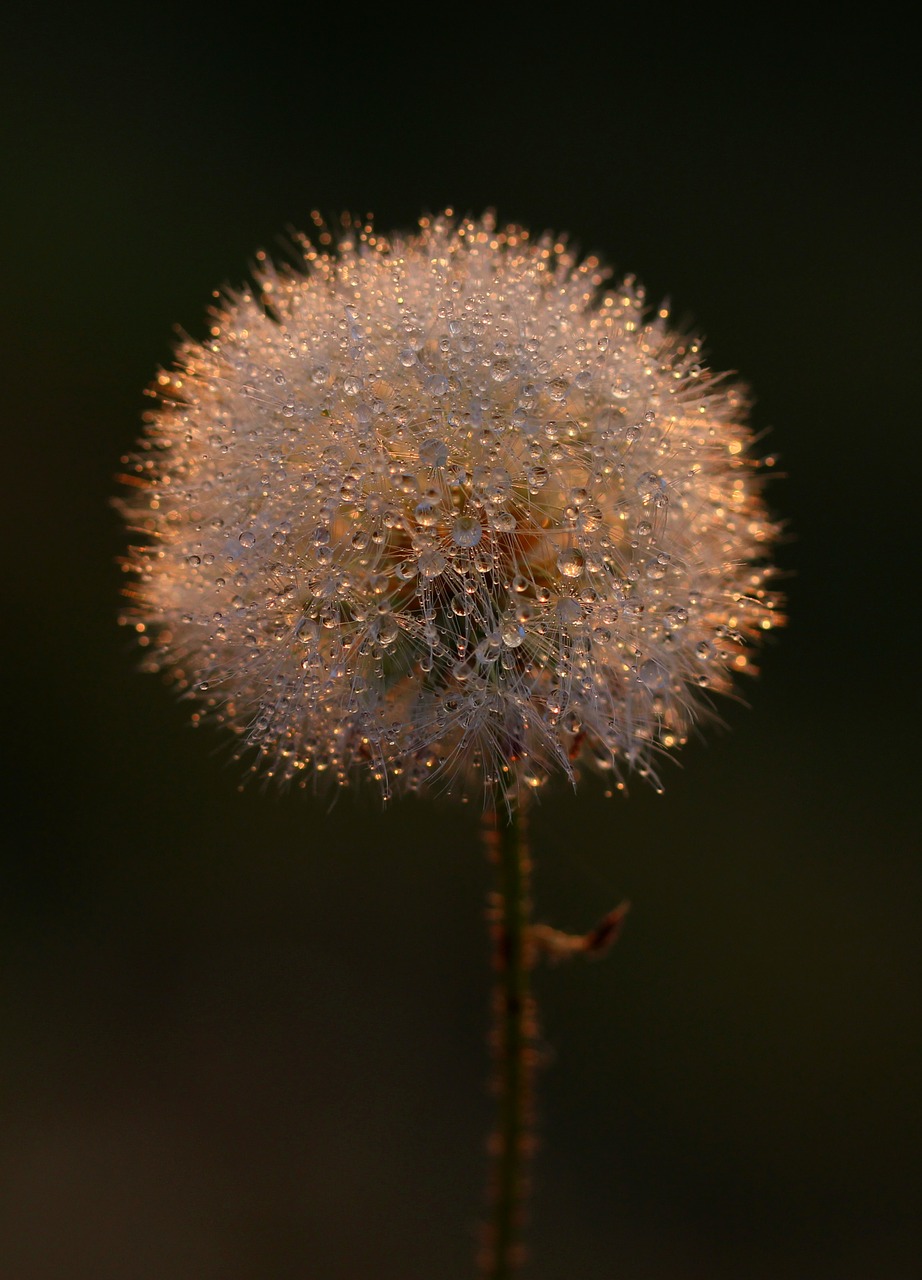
119, 212, 782, 800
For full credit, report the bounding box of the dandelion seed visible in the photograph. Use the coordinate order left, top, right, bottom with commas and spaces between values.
118, 212, 782, 799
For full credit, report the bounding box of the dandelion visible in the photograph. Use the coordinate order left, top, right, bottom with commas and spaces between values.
119, 212, 780, 804
118, 211, 783, 1279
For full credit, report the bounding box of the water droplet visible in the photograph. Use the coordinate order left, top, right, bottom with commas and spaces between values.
556, 548, 585, 578
426, 374, 449, 397
375, 615, 399, 647
475, 635, 501, 664
638, 660, 666, 691
492, 510, 516, 533
557, 598, 582, 624
419, 550, 447, 578
453, 657, 475, 683
419, 437, 449, 468
238, 531, 256, 548
527, 465, 549, 491
452, 515, 482, 548
415, 500, 439, 527
343, 375, 362, 396
501, 620, 525, 647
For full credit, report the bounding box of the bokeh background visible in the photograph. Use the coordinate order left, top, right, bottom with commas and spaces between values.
3, 13, 918, 1279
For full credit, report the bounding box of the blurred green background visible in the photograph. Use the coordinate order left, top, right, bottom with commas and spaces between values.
2, 14, 918, 1279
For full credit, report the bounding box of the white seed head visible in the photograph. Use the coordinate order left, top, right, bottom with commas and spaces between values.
119, 212, 782, 800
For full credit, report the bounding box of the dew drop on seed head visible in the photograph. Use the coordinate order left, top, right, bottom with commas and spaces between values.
415, 501, 439, 527
378, 615, 400, 647
419, 550, 447, 578
501, 620, 525, 647
556, 548, 585, 578
238, 531, 256, 548
557, 598, 582, 624
638, 660, 667, 691
475, 636, 501, 664
452, 515, 482, 547
663, 606, 689, 630
419, 437, 449, 468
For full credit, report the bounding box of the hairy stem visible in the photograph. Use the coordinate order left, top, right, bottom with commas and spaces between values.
480, 801, 536, 1279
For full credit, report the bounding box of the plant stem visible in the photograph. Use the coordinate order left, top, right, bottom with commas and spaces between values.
481, 801, 536, 1279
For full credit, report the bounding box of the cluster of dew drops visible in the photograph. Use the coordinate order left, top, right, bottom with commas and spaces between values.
120, 212, 781, 801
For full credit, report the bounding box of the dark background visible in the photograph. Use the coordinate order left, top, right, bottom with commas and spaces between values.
2, 13, 918, 1279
